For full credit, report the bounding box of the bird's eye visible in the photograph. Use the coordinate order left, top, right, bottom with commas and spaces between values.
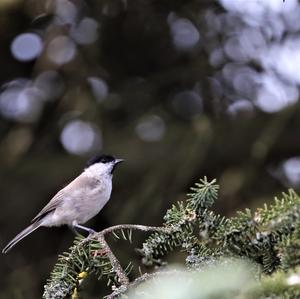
86, 155, 114, 167
100, 156, 114, 163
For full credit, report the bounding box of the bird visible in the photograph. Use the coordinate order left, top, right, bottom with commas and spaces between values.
2, 154, 123, 254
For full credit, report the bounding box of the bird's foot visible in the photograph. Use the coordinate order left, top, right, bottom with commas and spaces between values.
87, 228, 96, 235
71, 222, 96, 235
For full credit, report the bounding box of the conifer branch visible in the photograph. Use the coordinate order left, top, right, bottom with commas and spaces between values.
43, 177, 300, 299
106, 270, 180, 299
101, 224, 169, 236
92, 225, 168, 286
96, 233, 129, 286
44, 224, 168, 299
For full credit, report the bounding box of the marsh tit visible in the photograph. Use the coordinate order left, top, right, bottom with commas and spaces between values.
2, 155, 123, 254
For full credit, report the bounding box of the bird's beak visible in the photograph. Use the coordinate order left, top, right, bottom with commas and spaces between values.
115, 159, 124, 164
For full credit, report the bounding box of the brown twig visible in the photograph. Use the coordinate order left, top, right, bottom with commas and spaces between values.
106, 270, 181, 299
97, 233, 130, 285
101, 224, 169, 235
88, 224, 169, 288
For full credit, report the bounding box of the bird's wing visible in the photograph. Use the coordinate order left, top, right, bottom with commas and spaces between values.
31, 173, 98, 223
31, 190, 66, 223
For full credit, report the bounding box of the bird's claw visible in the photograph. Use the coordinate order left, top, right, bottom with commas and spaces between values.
88, 228, 96, 235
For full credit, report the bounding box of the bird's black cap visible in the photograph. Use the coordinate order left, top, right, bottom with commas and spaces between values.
86, 155, 115, 167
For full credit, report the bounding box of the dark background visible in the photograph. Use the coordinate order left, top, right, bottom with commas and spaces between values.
1, 0, 300, 298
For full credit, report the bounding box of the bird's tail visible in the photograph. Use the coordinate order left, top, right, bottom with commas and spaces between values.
2, 221, 42, 254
